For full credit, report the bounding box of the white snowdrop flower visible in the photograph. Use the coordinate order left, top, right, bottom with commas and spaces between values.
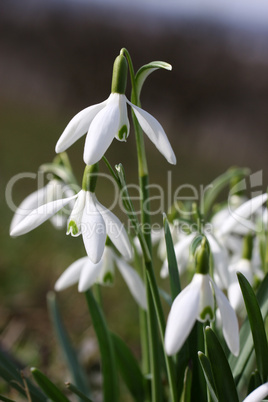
55, 53, 176, 166
55, 247, 147, 310
10, 189, 132, 265
10, 179, 75, 232
164, 237, 239, 356
164, 273, 239, 357
243, 382, 268, 402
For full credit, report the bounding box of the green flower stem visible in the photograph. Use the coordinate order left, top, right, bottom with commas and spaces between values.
123, 49, 178, 402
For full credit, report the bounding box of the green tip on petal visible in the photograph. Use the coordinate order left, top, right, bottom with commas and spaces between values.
111, 54, 128, 94
67, 220, 79, 236
103, 271, 114, 285
118, 124, 128, 141
199, 306, 214, 322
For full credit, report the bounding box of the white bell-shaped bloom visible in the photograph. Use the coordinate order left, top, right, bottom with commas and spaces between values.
55, 93, 176, 166
164, 273, 239, 357
55, 247, 147, 310
10, 180, 75, 232
10, 190, 132, 264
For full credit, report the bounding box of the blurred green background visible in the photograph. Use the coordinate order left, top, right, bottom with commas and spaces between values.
1, 1, 268, 399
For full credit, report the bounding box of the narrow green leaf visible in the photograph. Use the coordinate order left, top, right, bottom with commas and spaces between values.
237, 273, 268, 382
65, 382, 94, 402
198, 352, 219, 402
203, 167, 250, 218
180, 365, 192, 402
163, 214, 181, 300
111, 332, 145, 401
0, 348, 46, 401
85, 290, 119, 402
31, 367, 70, 402
247, 370, 262, 395
135, 61, 172, 98
229, 274, 268, 388
0, 395, 16, 402
205, 327, 239, 402
47, 292, 90, 398
158, 287, 173, 306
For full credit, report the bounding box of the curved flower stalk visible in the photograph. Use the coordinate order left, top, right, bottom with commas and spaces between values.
10, 189, 132, 264
55, 246, 147, 310
55, 52, 176, 166
164, 238, 239, 356
10, 179, 75, 232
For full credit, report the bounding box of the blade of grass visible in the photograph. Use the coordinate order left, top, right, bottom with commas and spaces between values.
31, 367, 70, 402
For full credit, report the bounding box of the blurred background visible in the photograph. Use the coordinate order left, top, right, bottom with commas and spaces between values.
1, 0, 268, 399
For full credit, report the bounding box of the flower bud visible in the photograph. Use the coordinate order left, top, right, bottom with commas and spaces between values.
111, 54, 128, 94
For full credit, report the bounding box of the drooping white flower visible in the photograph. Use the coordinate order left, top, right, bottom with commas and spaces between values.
55, 246, 147, 310
55, 92, 176, 166
10, 190, 132, 264
164, 273, 239, 356
10, 179, 75, 232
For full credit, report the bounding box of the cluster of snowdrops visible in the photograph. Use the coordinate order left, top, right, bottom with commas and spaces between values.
8, 49, 268, 402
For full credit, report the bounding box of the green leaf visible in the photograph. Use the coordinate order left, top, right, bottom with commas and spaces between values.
65, 382, 94, 402
203, 167, 250, 218
247, 370, 262, 396
47, 292, 91, 398
85, 290, 119, 402
0, 395, 16, 402
31, 367, 70, 401
180, 365, 192, 402
0, 348, 46, 401
229, 274, 268, 393
198, 352, 219, 402
111, 332, 145, 401
237, 273, 268, 382
205, 327, 239, 402
163, 214, 181, 300
158, 287, 173, 306
135, 61, 172, 99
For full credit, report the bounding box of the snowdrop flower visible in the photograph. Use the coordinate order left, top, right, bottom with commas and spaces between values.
55, 52, 176, 166
55, 246, 147, 310
228, 258, 253, 314
164, 237, 239, 356
10, 179, 75, 232
10, 166, 132, 264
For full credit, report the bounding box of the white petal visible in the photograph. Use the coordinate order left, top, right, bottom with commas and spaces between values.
243, 382, 268, 402
198, 275, 215, 322
55, 100, 107, 153
115, 95, 130, 142
10, 185, 48, 232
81, 193, 106, 263
10, 194, 77, 237
97, 247, 115, 285
129, 102, 176, 165
96, 199, 133, 260
67, 190, 86, 236
206, 233, 230, 289
218, 193, 268, 236
116, 257, 147, 310
165, 274, 202, 355
54, 257, 88, 291
83, 94, 121, 165
78, 259, 103, 292
213, 279, 240, 356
